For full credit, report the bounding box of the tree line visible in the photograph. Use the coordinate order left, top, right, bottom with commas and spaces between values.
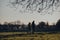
0, 19, 60, 33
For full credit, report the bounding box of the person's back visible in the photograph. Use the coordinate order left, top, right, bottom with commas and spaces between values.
32, 21, 35, 34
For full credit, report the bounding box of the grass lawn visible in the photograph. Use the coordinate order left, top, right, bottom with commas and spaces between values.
0, 32, 60, 40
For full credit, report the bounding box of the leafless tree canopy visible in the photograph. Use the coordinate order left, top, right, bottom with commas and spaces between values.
9, 0, 60, 14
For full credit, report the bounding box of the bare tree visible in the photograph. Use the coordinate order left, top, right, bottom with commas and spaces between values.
8, 0, 60, 14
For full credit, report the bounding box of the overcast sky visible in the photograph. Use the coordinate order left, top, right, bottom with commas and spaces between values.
0, 0, 60, 25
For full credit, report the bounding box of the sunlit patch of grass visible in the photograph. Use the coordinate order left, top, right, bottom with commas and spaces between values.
0, 32, 60, 40
0, 32, 27, 35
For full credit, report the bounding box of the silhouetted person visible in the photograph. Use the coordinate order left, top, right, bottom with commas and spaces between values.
28, 22, 31, 31
32, 21, 35, 34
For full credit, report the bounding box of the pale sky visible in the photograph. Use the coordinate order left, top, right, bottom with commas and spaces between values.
0, 0, 60, 25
